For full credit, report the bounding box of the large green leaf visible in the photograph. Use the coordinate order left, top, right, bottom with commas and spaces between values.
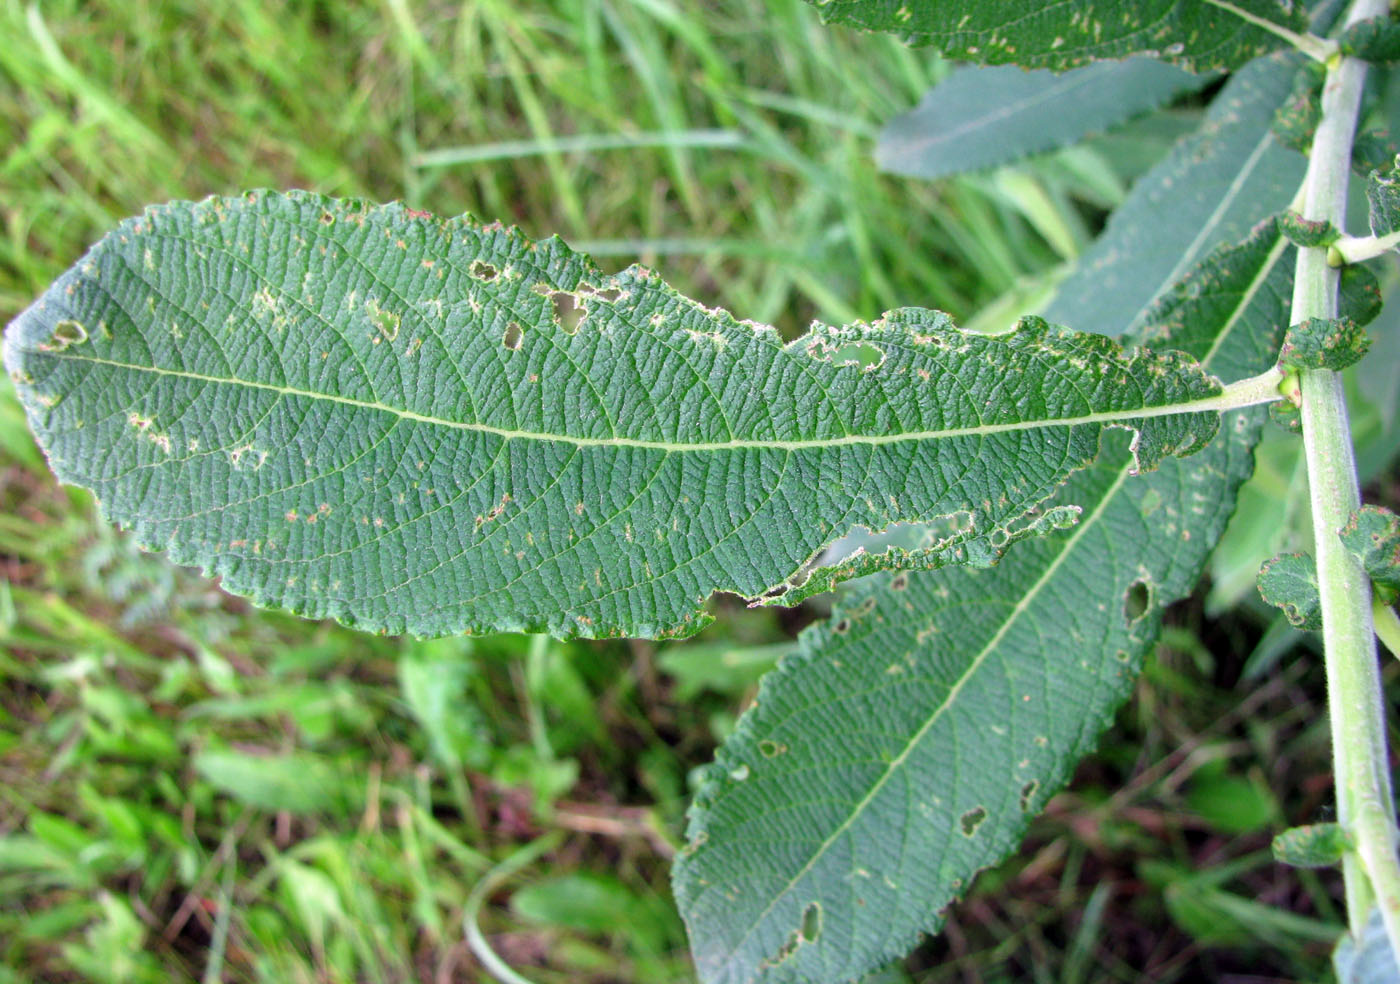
4, 191, 1262, 641
876, 58, 1209, 181
672, 219, 1293, 984
803, 0, 1307, 71
1046, 52, 1305, 336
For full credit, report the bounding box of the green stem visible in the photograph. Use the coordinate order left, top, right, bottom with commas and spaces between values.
1294, 0, 1400, 963
1375, 599, 1400, 660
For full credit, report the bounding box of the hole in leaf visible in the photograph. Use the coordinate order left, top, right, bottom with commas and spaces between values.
890, 573, 909, 592
820, 341, 884, 368
43, 319, 88, 352
470, 260, 499, 281
833, 618, 851, 635
592, 287, 622, 302
1020, 780, 1039, 812
949, 510, 974, 534
1124, 579, 1151, 625
960, 806, 987, 837
503, 322, 524, 350
800, 902, 822, 943
550, 291, 586, 333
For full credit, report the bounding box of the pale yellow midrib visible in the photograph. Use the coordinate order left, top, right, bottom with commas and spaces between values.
46, 350, 1246, 452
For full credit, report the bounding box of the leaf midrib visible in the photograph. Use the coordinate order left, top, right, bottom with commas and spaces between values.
32, 349, 1238, 453
884, 65, 1106, 158
1134, 129, 1282, 331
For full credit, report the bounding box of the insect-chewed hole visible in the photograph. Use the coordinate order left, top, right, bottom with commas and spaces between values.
592, 287, 622, 302
1124, 579, 1151, 625
550, 291, 587, 333
45, 319, 89, 351
503, 322, 524, 350
470, 260, 499, 281
820, 341, 884, 368
960, 806, 988, 837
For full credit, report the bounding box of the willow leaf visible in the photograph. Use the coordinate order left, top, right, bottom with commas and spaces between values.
876, 58, 1208, 181
803, 0, 1307, 72
672, 219, 1293, 984
3, 191, 1270, 641
1047, 53, 1304, 336
1336, 907, 1400, 984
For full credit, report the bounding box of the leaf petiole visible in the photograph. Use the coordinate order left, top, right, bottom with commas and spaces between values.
1329, 231, 1400, 265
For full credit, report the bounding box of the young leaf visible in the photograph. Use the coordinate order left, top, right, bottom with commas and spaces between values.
1368, 162, 1400, 237
1279, 210, 1340, 247
1339, 505, 1400, 603
1341, 264, 1384, 327
1340, 17, 1400, 63
3, 191, 1256, 641
1278, 316, 1370, 370
1353, 129, 1400, 179
1273, 63, 1324, 154
876, 59, 1208, 181
1271, 400, 1304, 434
1272, 822, 1350, 868
672, 220, 1293, 984
1257, 552, 1323, 630
1046, 54, 1305, 337
802, 0, 1307, 71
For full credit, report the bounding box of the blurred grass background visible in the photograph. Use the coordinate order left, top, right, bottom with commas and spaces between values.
0, 1, 1395, 981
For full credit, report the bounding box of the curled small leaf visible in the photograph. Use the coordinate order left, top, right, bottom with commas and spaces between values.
1340, 506, 1400, 604
1280, 211, 1339, 248
1354, 129, 1399, 178
1269, 400, 1302, 434
1340, 17, 1400, 63
1340, 264, 1384, 327
1272, 822, 1350, 868
1367, 159, 1400, 238
1258, 553, 1322, 630
1278, 316, 1370, 371
1272, 65, 1324, 154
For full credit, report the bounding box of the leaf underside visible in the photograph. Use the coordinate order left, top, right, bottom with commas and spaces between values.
875, 58, 1208, 181
1257, 552, 1323, 630
1368, 164, 1400, 238
803, 0, 1307, 71
4, 191, 1231, 640
1046, 53, 1304, 336
1340, 505, 1400, 599
672, 220, 1293, 984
